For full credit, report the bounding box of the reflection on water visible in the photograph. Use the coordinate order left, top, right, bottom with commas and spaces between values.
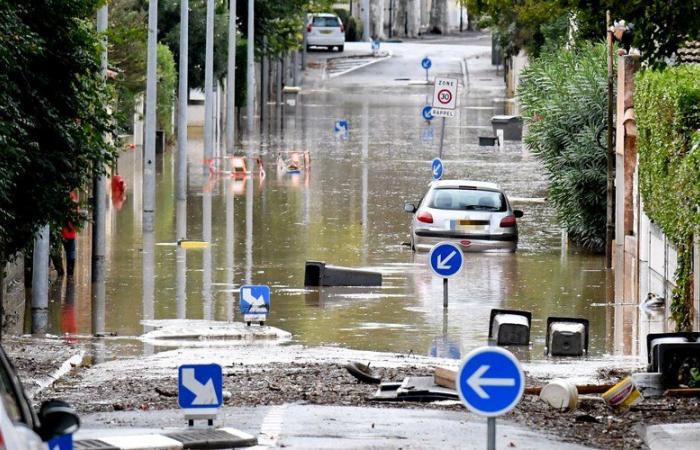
45, 83, 629, 362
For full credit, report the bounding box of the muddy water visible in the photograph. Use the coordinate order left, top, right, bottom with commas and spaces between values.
45, 83, 616, 361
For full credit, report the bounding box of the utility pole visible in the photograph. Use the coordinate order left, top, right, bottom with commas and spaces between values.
605, 10, 614, 269
226, 0, 237, 154
246, 0, 255, 135
204, 0, 215, 163
92, 4, 109, 336
177, 0, 188, 201
143, 0, 158, 233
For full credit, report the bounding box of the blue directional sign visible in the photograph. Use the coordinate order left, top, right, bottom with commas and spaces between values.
431, 158, 444, 180
178, 363, 223, 409
456, 347, 524, 417
334, 119, 349, 140
421, 105, 434, 121
48, 434, 72, 450
240, 284, 271, 322
430, 336, 461, 359
371, 40, 380, 52
421, 56, 432, 70
428, 241, 463, 278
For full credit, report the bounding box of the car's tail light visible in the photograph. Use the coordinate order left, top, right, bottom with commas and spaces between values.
307, 25, 312, 33
500, 215, 516, 227
340, 25, 345, 33
417, 211, 433, 224
0, 430, 5, 449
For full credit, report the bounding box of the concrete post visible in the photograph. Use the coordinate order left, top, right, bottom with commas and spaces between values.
204, 0, 215, 162
246, 0, 255, 135
261, 36, 269, 129
143, 0, 158, 233
176, 199, 186, 319
226, 0, 237, 154
361, 0, 370, 41
177, 0, 188, 200
31, 225, 50, 334
92, 4, 108, 336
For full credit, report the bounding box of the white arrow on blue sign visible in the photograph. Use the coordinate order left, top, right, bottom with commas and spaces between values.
240, 284, 271, 323
421, 56, 432, 70
431, 158, 443, 180
428, 241, 463, 278
456, 346, 524, 417
422, 105, 433, 121
178, 363, 223, 409
48, 434, 72, 450
334, 119, 349, 139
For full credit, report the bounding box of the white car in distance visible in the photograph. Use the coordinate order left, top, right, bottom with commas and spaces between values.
306, 13, 345, 52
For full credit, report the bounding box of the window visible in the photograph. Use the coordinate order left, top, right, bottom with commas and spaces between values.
313, 16, 340, 27
428, 188, 506, 211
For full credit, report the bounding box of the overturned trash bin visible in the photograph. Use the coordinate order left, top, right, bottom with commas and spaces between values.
546, 317, 589, 357
304, 261, 382, 287
489, 309, 531, 346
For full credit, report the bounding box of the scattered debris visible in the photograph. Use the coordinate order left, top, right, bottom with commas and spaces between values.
345, 362, 382, 384
433, 367, 456, 390
373, 376, 458, 402
602, 376, 643, 412
539, 379, 578, 411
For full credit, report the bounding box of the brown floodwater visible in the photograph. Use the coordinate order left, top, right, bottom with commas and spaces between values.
43, 84, 626, 361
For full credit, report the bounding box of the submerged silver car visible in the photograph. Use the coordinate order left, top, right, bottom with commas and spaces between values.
404, 180, 523, 252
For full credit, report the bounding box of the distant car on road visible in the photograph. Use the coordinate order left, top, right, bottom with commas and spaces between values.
404, 180, 523, 253
0, 345, 80, 449
306, 13, 345, 52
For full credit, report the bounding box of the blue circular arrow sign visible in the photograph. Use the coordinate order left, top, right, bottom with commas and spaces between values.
431, 158, 443, 180
428, 242, 463, 278
421, 56, 432, 70
422, 105, 433, 121
456, 347, 524, 417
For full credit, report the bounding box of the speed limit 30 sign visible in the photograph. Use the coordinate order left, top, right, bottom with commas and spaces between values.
432, 77, 458, 110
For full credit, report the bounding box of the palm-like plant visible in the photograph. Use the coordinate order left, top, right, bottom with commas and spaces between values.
518, 42, 609, 251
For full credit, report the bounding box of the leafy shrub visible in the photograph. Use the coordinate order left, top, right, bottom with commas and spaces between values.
635, 65, 700, 330
518, 42, 609, 251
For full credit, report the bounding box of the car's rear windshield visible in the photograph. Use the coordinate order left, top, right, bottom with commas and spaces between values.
313, 16, 341, 27
428, 188, 506, 211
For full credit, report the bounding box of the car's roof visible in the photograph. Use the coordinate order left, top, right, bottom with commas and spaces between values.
430, 179, 501, 190
311, 13, 339, 17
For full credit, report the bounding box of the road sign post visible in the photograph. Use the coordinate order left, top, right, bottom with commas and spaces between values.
431, 77, 458, 159
240, 284, 271, 325
421, 56, 431, 82
456, 347, 524, 450
428, 242, 463, 308
178, 363, 223, 426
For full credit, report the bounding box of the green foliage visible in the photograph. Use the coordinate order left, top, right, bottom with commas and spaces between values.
334, 8, 362, 42
518, 42, 609, 251
635, 65, 700, 330
156, 43, 177, 139
467, 0, 568, 57
0, 0, 117, 262
108, 0, 147, 133
561, 1, 700, 67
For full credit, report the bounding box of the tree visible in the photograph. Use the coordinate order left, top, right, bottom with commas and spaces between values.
0, 0, 117, 264
518, 43, 609, 251
561, 1, 700, 66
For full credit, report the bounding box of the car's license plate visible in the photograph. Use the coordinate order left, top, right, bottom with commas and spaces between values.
454, 219, 488, 232
320, 29, 333, 34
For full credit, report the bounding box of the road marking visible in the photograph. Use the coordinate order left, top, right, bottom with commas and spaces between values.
327, 53, 393, 79
258, 403, 288, 447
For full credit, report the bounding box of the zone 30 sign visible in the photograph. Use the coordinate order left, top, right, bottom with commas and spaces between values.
432, 77, 458, 111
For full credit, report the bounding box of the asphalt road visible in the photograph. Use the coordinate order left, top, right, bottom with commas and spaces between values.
78, 404, 592, 449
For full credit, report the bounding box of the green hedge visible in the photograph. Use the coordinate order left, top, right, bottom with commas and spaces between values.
518, 42, 609, 251
635, 65, 700, 330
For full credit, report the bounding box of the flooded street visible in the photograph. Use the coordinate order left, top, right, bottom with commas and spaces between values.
45, 39, 620, 362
